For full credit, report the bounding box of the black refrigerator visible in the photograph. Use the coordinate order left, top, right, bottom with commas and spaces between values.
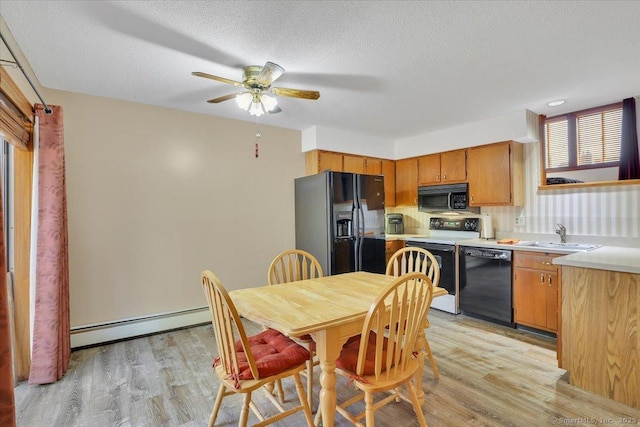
294, 171, 386, 275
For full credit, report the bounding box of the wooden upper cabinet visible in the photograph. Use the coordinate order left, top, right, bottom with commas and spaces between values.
305, 151, 394, 205
343, 154, 366, 174
441, 150, 467, 182
305, 150, 344, 175
365, 157, 382, 175
306, 150, 385, 176
418, 149, 466, 185
381, 159, 396, 207
418, 154, 441, 185
318, 151, 344, 173
395, 158, 418, 206
467, 141, 524, 206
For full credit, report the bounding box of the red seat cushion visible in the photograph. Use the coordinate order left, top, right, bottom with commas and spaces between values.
297, 333, 313, 343
335, 331, 389, 375
229, 328, 310, 380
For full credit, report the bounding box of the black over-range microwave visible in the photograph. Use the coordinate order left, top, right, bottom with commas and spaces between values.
418, 183, 469, 212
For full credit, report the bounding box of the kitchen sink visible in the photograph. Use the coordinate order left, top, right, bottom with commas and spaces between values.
516, 241, 602, 251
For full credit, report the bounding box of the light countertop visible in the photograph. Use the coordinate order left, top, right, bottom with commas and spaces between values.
551, 246, 640, 275
385, 233, 429, 241
457, 238, 576, 254
459, 239, 640, 274
457, 239, 640, 274
385, 235, 640, 275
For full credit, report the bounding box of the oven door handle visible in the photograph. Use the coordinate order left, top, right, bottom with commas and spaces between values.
447, 192, 452, 210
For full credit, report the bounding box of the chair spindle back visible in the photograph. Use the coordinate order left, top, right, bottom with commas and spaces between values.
268, 249, 323, 285
356, 272, 434, 381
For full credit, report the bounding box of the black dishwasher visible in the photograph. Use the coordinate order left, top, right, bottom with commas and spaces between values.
459, 247, 514, 326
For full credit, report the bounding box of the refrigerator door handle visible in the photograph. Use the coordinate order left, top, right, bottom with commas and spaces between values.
358, 205, 365, 271
353, 221, 360, 271
355, 176, 366, 271
352, 177, 360, 271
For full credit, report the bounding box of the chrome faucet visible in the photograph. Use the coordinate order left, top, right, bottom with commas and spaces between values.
555, 223, 567, 243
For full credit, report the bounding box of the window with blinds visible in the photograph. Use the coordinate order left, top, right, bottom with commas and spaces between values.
545, 118, 569, 169
544, 103, 622, 171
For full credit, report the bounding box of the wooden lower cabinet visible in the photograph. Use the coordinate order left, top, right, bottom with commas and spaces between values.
513, 251, 561, 333
385, 239, 405, 263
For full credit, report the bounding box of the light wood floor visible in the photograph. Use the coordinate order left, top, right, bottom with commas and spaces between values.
14, 310, 640, 426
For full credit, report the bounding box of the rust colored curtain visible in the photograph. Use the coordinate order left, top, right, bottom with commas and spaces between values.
618, 97, 640, 180
28, 104, 70, 384
0, 171, 15, 426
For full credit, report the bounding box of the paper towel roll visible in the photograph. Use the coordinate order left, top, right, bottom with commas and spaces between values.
481, 214, 494, 239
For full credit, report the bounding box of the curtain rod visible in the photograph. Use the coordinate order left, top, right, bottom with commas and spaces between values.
0, 32, 52, 115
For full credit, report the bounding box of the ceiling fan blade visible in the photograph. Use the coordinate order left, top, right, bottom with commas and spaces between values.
256, 62, 285, 86
268, 105, 282, 114
207, 92, 244, 103
271, 87, 320, 100
192, 71, 244, 87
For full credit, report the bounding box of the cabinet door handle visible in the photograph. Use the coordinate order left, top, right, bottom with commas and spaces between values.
540, 273, 544, 284
548, 275, 552, 286
436, 173, 440, 180
443, 173, 446, 181
542, 261, 552, 265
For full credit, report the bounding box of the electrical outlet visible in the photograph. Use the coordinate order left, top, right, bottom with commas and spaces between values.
515, 216, 526, 226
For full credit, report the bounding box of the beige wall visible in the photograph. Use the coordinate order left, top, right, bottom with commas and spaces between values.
45, 89, 304, 327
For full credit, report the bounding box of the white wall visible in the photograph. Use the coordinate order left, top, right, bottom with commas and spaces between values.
302, 125, 395, 159
46, 89, 305, 327
395, 109, 539, 158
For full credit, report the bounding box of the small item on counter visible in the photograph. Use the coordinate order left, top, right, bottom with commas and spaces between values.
481, 214, 494, 239
497, 238, 520, 244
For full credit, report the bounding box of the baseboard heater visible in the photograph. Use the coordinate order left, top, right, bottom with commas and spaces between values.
70, 306, 210, 348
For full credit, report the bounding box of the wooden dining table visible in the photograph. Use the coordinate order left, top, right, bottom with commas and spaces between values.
229, 271, 447, 427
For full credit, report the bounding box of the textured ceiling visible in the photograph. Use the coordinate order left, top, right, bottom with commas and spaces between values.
1, 1, 640, 142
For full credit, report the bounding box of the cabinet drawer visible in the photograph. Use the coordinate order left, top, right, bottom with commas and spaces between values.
385, 240, 405, 257
514, 251, 560, 271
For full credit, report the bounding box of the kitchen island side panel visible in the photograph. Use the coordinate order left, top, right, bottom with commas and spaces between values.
562, 266, 639, 409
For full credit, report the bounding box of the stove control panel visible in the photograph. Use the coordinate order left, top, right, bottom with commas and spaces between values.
429, 217, 479, 232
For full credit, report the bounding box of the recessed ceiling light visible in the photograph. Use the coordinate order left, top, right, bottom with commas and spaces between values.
547, 100, 566, 107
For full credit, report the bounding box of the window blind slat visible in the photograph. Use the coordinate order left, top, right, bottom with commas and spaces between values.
545, 104, 621, 170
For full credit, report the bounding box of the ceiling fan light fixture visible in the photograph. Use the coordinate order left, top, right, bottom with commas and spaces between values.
193, 61, 319, 116
236, 93, 252, 110
261, 94, 278, 112
249, 100, 264, 117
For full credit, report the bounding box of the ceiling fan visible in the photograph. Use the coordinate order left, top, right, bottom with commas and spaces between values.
192, 61, 320, 117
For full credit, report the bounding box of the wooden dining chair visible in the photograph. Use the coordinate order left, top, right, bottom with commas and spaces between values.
332, 272, 434, 426
267, 249, 323, 408
201, 270, 314, 427
268, 249, 323, 285
386, 246, 441, 379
